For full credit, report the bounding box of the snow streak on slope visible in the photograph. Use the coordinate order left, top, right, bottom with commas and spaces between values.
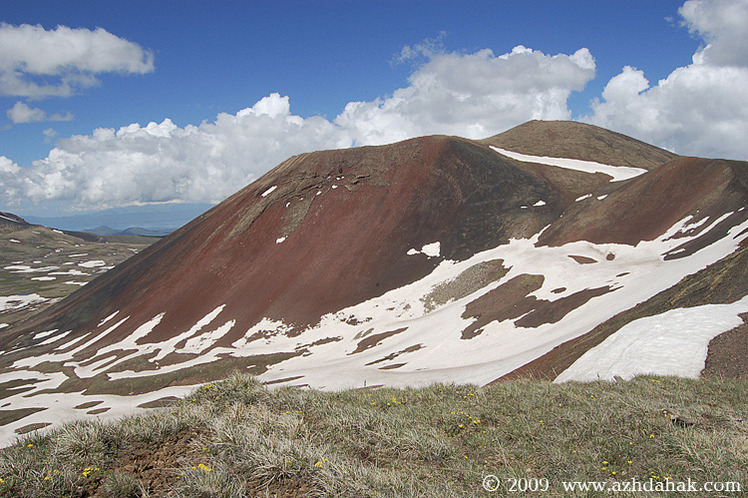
555, 295, 748, 382
489, 146, 647, 181
0, 214, 745, 444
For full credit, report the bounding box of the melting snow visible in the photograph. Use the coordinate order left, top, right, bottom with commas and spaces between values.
8, 239, 20, 243
4, 265, 59, 273
2, 210, 747, 445
422, 242, 441, 257
276, 236, 286, 244
575, 194, 593, 202
261, 185, 277, 197
408, 242, 441, 258
533, 200, 547, 207
78, 260, 105, 268
98, 311, 120, 327
0, 294, 47, 312
491, 146, 647, 182
556, 295, 748, 382
37, 331, 71, 346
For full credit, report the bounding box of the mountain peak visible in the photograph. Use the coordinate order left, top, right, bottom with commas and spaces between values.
482, 120, 676, 170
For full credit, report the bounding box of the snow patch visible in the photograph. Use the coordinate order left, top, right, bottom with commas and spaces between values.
0, 294, 47, 312
261, 185, 277, 197
98, 311, 120, 327
575, 194, 593, 202
422, 242, 441, 257
276, 236, 286, 244
182, 320, 236, 353
491, 146, 647, 182
38, 331, 71, 346
407, 242, 441, 258
533, 200, 547, 207
78, 260, 105, 268
556, 295, 748, 382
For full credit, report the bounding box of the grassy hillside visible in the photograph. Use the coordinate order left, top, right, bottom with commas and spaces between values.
0, 374, 745, 497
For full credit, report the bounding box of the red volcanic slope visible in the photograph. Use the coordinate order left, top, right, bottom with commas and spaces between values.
1, 121, 745, 380
4, 135, 569, 348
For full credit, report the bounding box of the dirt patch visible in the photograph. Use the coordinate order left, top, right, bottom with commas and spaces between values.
137, 396, 181, 409
365, 344, 423, 366
702, 314, 747, 379
84, 428, 205, 497
349, 328, 408, 355
0, 407, 46, 426
75, 400, 104, 410
514, 286, 613, 328
14, 422, 51, 434
568, 255, 597, 264
378, 363, 406, 370
460, 274, 544, 339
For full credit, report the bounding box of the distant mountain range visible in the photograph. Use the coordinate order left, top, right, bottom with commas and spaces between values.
0, 120, 745, 442
23, 202, 214, 233
85, 226, 173, 237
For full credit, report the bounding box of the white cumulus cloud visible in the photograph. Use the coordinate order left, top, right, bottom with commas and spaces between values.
7, 101, 73, 123
0, 44, 597, 212
584, 0, 748, 160
0, 23, 154, 98
336, 45, 596, 145
1, 94, 351, 209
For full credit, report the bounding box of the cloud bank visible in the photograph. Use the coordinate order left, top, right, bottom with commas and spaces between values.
0, 45, 596, 211
0, 23, 154, 98
582, 0, 748, 159
1, 0, 746, 214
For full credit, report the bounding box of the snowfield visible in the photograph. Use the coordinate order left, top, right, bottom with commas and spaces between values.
490, 146, 648, 182
1, 209, 744, 445
555, 295, 748, 382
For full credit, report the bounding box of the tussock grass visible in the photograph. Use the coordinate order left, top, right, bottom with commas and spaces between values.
0, 374, 745, 496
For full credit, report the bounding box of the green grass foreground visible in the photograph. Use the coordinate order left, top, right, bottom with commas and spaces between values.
0, 374, 745, 497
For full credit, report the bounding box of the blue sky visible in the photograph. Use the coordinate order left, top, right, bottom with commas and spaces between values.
0, 0, 746, 227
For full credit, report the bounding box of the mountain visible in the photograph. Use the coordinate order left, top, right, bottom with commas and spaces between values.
86, 226, 172, 237
0, 212, 29, 228
24, 202, 214, 233
0, 120, 745, 443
